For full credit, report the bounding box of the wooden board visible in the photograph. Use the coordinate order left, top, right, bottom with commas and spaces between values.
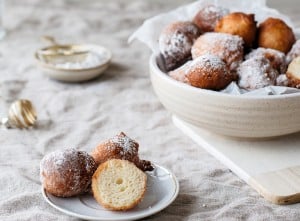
173, 115, 300, 205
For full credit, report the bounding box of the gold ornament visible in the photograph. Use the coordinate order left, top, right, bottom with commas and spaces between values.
7, 99, 37, 129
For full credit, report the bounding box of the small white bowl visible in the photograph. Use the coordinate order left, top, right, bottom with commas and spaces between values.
150, 54, 300, 138
35, 44, 112, 82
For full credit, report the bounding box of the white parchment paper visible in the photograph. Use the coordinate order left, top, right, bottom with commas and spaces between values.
129, 0, 300, 95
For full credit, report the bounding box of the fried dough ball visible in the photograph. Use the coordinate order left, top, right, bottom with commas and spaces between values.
40, 149, 97, 197
258, 17, 295, 54
286, 40, 300, 64
245, 47, 287, 73
185, 54, 234, 90
91, 132, 153, 171
193, 5, 229, 32
159, 21, 201, 71
286, 56, 300, 88
191, 32, 244, 71
215, 12, 256, 48
237, 57, 278, 90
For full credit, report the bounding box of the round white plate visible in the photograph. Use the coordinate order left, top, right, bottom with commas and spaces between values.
42, 163, 179, 221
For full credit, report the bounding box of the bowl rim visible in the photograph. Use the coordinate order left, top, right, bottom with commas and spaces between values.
150, 53, 300, 100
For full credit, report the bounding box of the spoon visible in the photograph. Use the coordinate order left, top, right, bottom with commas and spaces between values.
37, 36, 89, 58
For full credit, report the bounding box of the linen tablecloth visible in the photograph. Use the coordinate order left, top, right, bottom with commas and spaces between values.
1, 0, 300, 220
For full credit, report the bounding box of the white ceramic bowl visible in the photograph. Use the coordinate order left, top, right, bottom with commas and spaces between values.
35, 44, 112, 82
150, 54, 300, 138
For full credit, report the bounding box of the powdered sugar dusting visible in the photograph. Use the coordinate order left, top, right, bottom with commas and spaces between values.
276, 74, 289, 86
193, 5, 229, 32
108, 132, 138, 158
40, 148, 96, 196
50, 51, 107, 69
40, 148, 95, 176
191, 32, 244, 71
92, 132, 153, 171
245, 47, 287, 73
188, 54, 226, 72
202, 5, 228, 16
159, 32, 191, 57
159, 21, 200, 58
238, 57, 278, 90
169, 54, 227, 84
286, 40, 300, 64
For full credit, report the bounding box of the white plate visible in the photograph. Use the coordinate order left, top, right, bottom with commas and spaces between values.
42, 163, 179, 221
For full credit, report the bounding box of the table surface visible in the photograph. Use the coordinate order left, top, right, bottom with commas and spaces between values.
0, 0, 300, 220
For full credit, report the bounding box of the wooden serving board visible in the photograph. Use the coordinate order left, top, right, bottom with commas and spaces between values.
173, 116, 300, 205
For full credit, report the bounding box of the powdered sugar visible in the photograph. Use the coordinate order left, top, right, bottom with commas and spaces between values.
159, 21, 200, 59
91, 132, 153, 171
159, 32, 191, 57
245, 47, 287, 73
40, 148, 95, 175
238, 57, 278, 90
276, 74, 289, 86
188, 54, 227, 72
40, 148, 96, 196
191, 32, 244, 71
286, 40, 300, 64
168, 54, 227, 84
185, 54, 234, 90
50, 51, 107, 70
108, 132, 138, 158
193, 5, 229, 32
202, 4, 228, 16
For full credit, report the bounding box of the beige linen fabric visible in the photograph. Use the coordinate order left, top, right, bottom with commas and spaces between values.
0, 0, 300, 220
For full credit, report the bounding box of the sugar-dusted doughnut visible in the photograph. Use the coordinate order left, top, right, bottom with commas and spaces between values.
237, 57, 278, 90
245, 47, 287, 73
40, 148, 97, 197
91, 132, 153, 171
185, 54, 234, 90
193, 5, 229, 32
192, 32, 244, 71
159, 21, 201, 71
